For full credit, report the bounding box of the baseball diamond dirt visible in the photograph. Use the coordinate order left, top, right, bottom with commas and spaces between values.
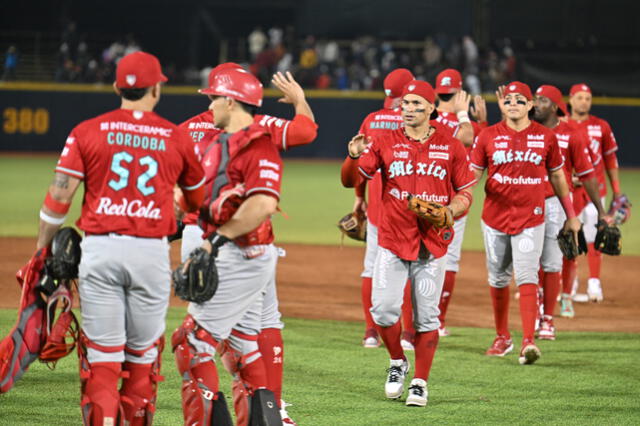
0, 237, 637, 333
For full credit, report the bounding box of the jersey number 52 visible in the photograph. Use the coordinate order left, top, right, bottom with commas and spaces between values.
108, 151, 158, 196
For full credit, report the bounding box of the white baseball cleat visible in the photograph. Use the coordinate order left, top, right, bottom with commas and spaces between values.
400, 338, 415, 351
587, 278, 603, 302
385, 359, 409, 399
406, 378, 428, 407
572, 293, 589, 303
280, 400, 297, 425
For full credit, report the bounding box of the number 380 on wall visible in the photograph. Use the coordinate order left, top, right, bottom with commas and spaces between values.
3, 107, 50, 134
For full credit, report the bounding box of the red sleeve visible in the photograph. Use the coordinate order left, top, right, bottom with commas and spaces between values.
570, 130, 595, 178
176, 129, 206, 191
358, 115, 370, 135
357, 137, 382, 180
477, 121, 488, 129
471, 121, 481, 137
601, 119, 619, 157
355, 180, 366, 197
55, 126, 85, 179
469, 133, 487, 170
281, 114, 318, 150
451, 140, 477, 191
241, 138, 283, 200
341, 156, 361, 188
546, 133, 564, 171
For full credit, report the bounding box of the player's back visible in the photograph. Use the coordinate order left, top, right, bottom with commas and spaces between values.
59, 108, 201, 238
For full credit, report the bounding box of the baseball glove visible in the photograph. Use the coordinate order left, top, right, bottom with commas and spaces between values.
557, 226, 588, 261
607, 193, 631, 225
337, 212, 367, 242
172, 248, 218, 304
595, 220, 622, 255
407, 195, 454, 228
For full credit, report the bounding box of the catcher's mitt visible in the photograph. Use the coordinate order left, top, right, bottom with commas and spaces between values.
337, 212, 367, 242
172, 248, 218, 304
608, 193, 631, 225
557, 226, 588, 261
407, 195, 454, 228
595, 220, 622, 255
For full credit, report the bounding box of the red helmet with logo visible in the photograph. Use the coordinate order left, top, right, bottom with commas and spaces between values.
199, 68, 263, 107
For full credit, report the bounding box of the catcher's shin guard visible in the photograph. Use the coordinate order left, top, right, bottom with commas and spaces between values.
249, 389, 283, 426
119, 338, 165, 426
0, 249, 48, 394
171, 315, 232, 425
78, 332, 126, 426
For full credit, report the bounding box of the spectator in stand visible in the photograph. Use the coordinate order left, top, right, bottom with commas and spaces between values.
2, 46, 18, 81
248, 26, 268, 60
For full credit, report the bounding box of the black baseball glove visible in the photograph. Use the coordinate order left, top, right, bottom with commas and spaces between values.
172, 248, 218, 304
595, 220, 622, 255
557, 226, 588, 261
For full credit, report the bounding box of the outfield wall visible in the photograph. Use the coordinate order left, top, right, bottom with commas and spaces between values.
1, 83, 639, 165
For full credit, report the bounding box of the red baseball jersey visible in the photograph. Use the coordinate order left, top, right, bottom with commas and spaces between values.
358, 107, 404, 227
358, 128, 476, 260
198, 124, 283, 244
56, 108, 205, 238
569, 115, 618, 197
179, 111, 316, 224
470, 120, 564, 235
435, 110, 483, 143
543, 120, 595, 198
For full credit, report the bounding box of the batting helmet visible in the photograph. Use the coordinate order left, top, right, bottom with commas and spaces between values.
200, 68, 263, 107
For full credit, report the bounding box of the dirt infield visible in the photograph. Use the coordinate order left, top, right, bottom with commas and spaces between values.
1, 237, 638, 333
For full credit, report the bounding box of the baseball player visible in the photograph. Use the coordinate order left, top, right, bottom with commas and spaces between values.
470, 81, 581, 365
341, 68, 414, 349
432, 68, 488, 337
343, 80, 477, 406
177, 64, 316, 425
568, 83, 622, 302
172, 68, 287, 425
35, 51, 205, 425
533, 84, 606, 334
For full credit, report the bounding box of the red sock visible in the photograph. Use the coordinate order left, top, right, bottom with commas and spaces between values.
413, 330, 439, 381
542, 272, 561, 317
519, 284, 538, 341
401, 279, 415, 335
377, 320, 405, 360
490, 286, 510, 339
562, 257, 577, 294
239, 354, 268, 391
361, 277, 375, 330
437, 271, 456, 326
257, 328, 283, 405
587, 243, 602, 279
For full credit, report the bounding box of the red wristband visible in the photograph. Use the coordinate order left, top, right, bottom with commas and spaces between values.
612, 180, 621, 194
559, 194, 576, 219
44, 192, 71, 215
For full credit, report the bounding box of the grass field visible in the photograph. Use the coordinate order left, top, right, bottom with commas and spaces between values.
1, 308, 639, 425
1, 155, 639, 424
1, 156, 639, 254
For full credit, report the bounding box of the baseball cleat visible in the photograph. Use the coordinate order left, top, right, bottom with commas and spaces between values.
572, 293, 589, 303
560, 294, 575, 318
363, 328, 381, 348
486, 335, 514, 357
519, 340, 541, 365
385, 359, 409, 399
280, 400, 297, 425
405, 378, 428, 407
538, 316, 556, 340
587, 278, 603, 302
438, 327, 450, 337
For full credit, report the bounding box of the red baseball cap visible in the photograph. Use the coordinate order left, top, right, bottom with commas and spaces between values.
200, 68, 263, 107
384, 68, 414, 99
203, 62, 244, 93
435, 68, 462, 94
504, 81, 533, 101
535, 85, 568, 116
116, 51, 167, 89
401, 80, 438, 118
570, 83, 591, 96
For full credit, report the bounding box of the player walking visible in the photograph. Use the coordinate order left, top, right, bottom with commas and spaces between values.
432, 68, 488, 336
470, 82, 581, 364
172, 68, 285, 425
533, 84, 606, 333
35, 51, 205, 425
568, 84, 622, 302
343, 80, 476, 406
